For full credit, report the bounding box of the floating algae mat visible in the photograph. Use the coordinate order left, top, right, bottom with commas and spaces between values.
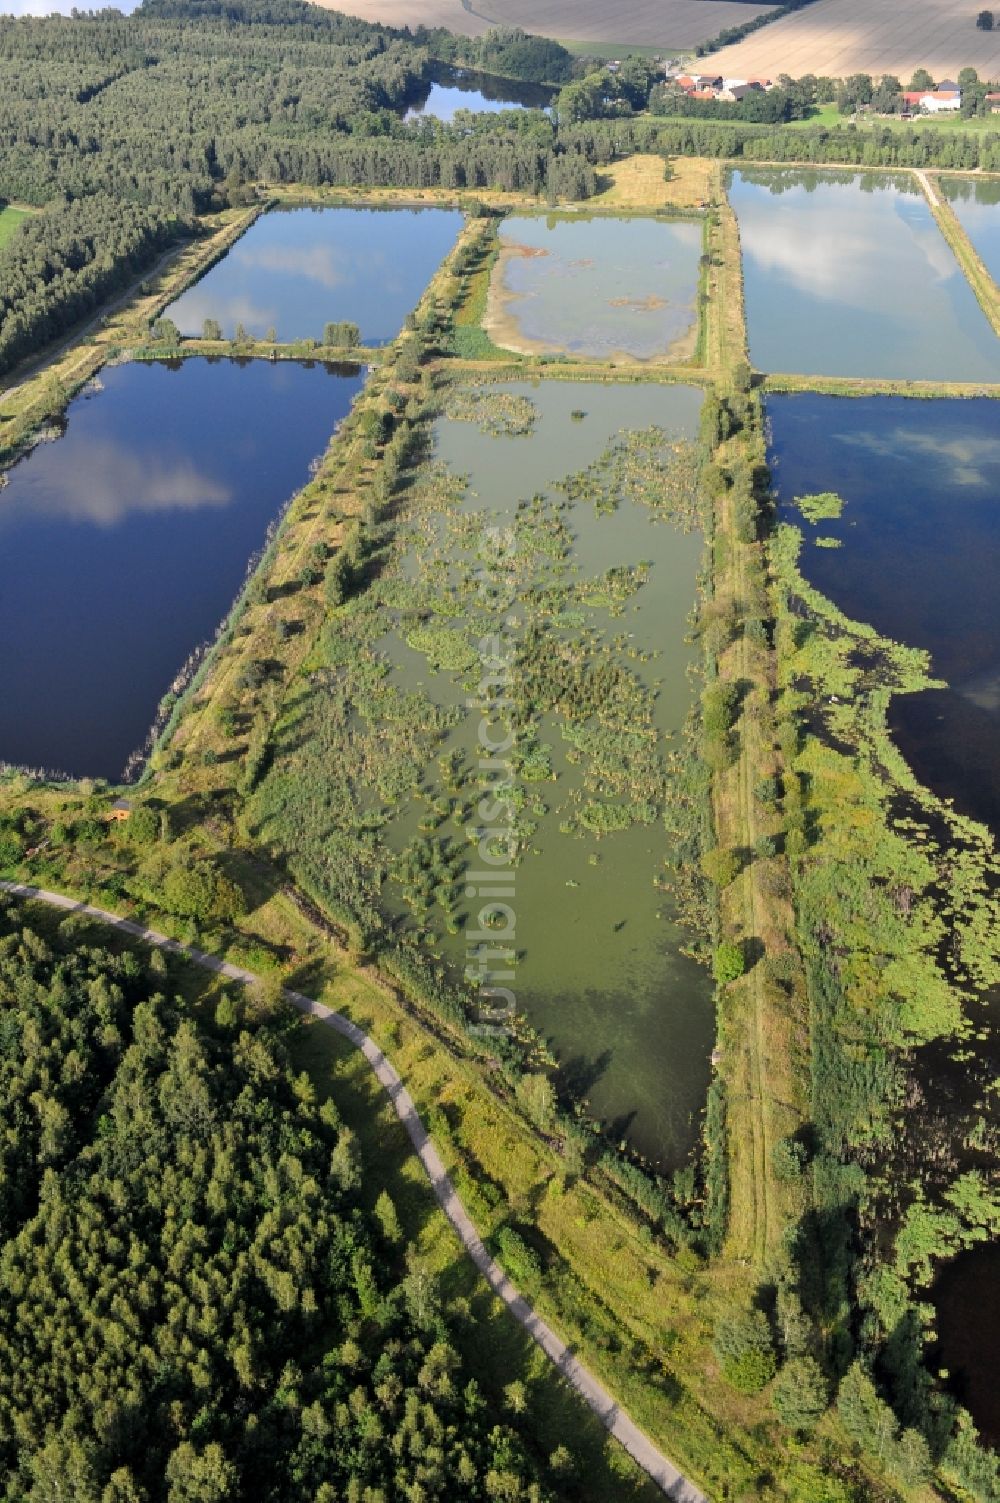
485, 216, 703, 362
253, 380, 715, 1167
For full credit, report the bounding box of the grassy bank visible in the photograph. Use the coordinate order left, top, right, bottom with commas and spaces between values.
763, 371, 1000, 398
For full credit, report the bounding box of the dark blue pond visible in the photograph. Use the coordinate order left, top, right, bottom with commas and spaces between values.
167, 207, 463, 344
767, 393, 1000, 833
0, 357, 362, 782
405, 63, 554, 121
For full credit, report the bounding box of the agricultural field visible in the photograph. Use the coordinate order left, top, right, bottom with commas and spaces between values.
708, 0, 1000, 85
316, 0, 777, 49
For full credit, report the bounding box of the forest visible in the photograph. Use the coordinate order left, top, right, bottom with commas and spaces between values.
0, 900, 556, 1502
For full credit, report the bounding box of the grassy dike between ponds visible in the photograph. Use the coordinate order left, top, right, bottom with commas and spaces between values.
702, 185, 808, 1267
917, 171, 1000, 340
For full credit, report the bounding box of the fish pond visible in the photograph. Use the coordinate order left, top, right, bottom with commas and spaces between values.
941, 175, 1000, 285
0, 357, 362, 782
252, 380, 715, 1167
485, 215, 703, 362
767, 392, 1000, 834
167, 207, 463, 344
405, 63, 554, 120
730, 169, 1000, 381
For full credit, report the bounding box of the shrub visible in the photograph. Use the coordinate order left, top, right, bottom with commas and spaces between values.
772, 1135, 808, 1181
713, 1307, 776, 1393
700, 846, 742, 887
494, 1227, 542, 1285
754, 775, 780, 808
713, 941, 745, 984
161, 862, 246, 924
703, 680, 740, 742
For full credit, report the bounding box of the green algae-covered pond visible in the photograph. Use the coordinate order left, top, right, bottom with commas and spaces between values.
485, 216, 703, 363
253, 379, 715, 1167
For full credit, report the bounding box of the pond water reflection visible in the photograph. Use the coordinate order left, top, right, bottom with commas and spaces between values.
167, 207, 463, 343
732, 169, 1000, 381
0, 358, 362, 781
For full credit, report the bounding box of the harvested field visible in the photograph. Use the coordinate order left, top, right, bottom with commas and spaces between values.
707, 0, 1000, 82
592, 152, 715, 207
313, 0, 777, 49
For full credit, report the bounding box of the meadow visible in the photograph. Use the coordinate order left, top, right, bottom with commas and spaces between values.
0, 204, 29, 250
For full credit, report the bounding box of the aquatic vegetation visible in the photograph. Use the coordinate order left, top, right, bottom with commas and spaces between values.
794, 491, 843, 524
555, 427, 702, 526
443, 387, 537, 437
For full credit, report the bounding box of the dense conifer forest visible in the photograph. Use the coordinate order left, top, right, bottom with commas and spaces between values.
0, 901, 554, 1501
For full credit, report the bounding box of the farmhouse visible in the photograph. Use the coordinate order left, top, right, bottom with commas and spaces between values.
922, 90, 961, 111
900, 89, 961, 112
720, 81, 760, 101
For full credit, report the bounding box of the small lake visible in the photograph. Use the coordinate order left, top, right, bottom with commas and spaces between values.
405, 63, 554, 121
942, 175, 1000, 285
731, 169, 1000, 381
767, 393, 1000, 833
486, 215, 703, 362
0, 358, 362, 782
389, 381, 713, 1166
167, 207, 463, 344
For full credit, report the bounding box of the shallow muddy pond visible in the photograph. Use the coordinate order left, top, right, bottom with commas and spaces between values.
731, 169, 1000, 381
486, 215, 702, 362
942, 176, 1000, 285
167, 207, 463, 343
405, 63, 553, 120
0, 357, 361, 781
768, 392, 1000, 833
384, 381, 713, 1165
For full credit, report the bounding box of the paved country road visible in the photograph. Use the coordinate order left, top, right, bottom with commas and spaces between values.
0, 879, 708, 1503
